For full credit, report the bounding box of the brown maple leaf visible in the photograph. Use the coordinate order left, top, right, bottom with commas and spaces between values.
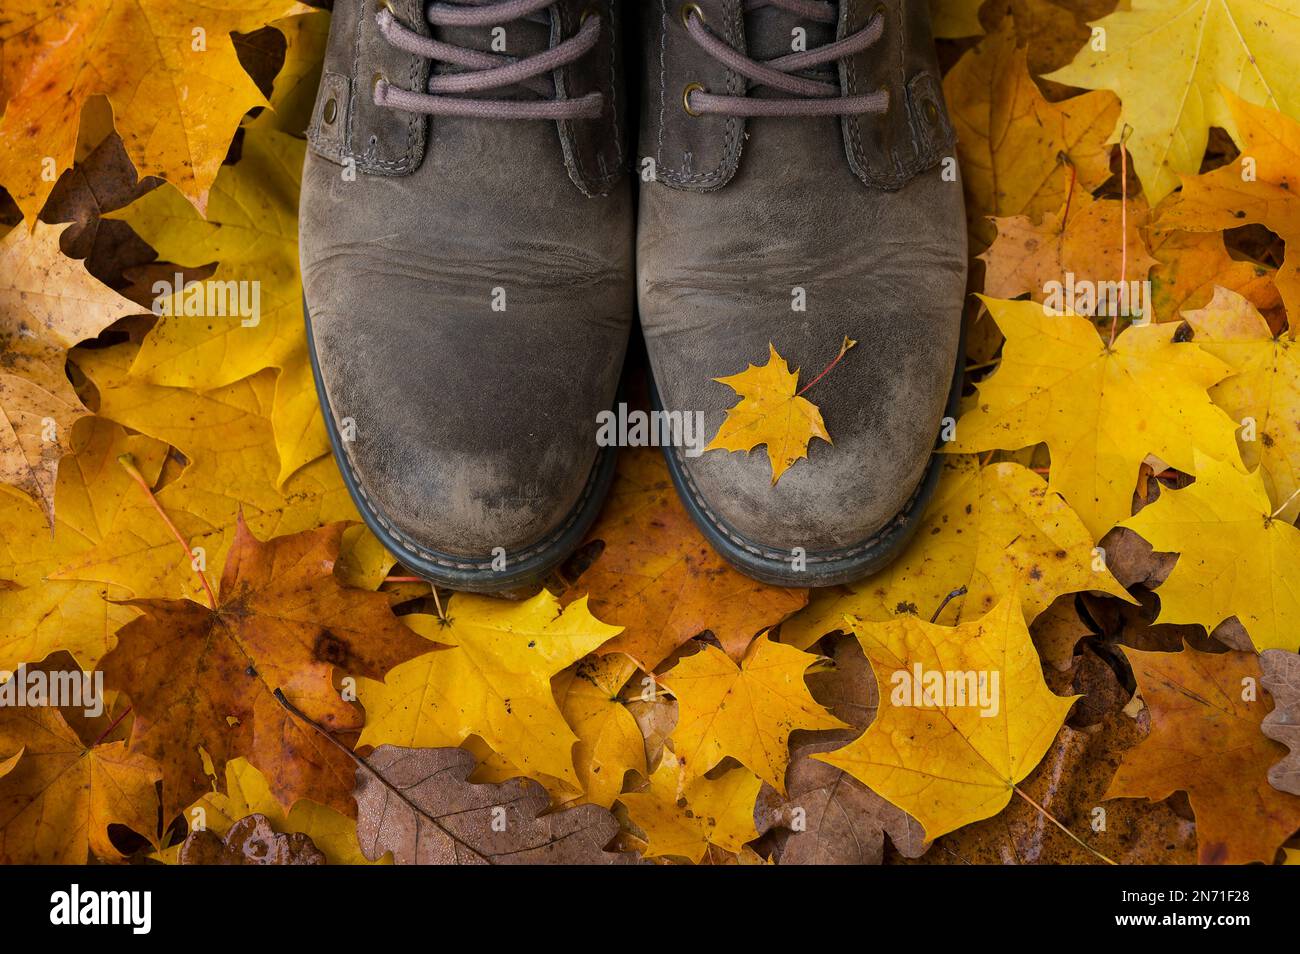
566, 448, 806, 670
100, 515, 436, 822
1107, 645, 1300, 864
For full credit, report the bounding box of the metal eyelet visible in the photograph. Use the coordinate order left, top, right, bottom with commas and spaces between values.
679, 3, 704, 28
580, 4, 600, 25
923, 99, 939, 122
372, 72, 388, 100
322, 98, 338, 124
682, 82, 705, 117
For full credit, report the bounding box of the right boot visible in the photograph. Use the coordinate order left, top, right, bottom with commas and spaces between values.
300, 0, 633, 592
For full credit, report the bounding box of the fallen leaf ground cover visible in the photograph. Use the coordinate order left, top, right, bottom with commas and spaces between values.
0, 0, 1298, 865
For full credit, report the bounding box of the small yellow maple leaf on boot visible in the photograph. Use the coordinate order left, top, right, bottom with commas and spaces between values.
705, 342, 844, 484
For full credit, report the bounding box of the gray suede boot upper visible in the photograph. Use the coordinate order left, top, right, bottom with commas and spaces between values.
301, 0, 633, 590
637, 0, 967, 587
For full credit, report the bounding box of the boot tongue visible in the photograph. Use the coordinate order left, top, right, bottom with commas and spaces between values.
744, 4, 839, 83
433, 6, 556, 100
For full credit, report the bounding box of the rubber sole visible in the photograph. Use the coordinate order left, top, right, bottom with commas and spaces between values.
653, 332, 967, 588
304, 300, 617, 593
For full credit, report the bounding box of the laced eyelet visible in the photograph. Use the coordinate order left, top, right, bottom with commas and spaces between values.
580, 4, 600, 25
377, 0, 395, 18
682, 82, 705, 116
679, 3, 704, 29
372, 72, 388, 100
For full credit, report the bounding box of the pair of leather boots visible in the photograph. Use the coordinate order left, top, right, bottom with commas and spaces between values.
300, 0, 967, 592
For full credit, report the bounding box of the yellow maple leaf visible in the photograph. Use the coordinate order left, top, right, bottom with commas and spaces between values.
0, 418, 168, 672
183, 758, 385, 866
818, 593, 1077, 840
705, 343, 832, 484
0, 706, 160, 863
0, 222, 142, 524
944, 20, 1120, 248
109, 125, 324, 484
948, 296, 1241, 538
662, 634, 847, 792
553, 654, 648, 808
780, 457, 1132, 648
55, 343, 387, 601
619, 749, 762, 864
1158, 93, 1300, 325
0, 0, 311, 223
357, 591, 622, 788
1182, 287, 1300, 520
1046, 0, 1300, 203
1123, 450, 1300, 653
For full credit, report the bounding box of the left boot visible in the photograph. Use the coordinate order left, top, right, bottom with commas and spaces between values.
636, 0, 967, 587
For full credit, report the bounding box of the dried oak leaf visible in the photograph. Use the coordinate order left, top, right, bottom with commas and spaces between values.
1261, 649, 1300, 797
179, 813, 325, 865
100, 515, 433, 822
569, 448, 806, 670
0, 222, 141, 525
0, 705, 160, 864
354, 745, 637, 865
1107, 645, 1300, 864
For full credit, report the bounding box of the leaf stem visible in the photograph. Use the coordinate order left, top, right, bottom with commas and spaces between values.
1013, 785, 1116, 865
797, 336, 858, 396
1109, 126, 1133, 349
118, 453, 217, 610
91, 704, 133, 748
930, 586, 969, 623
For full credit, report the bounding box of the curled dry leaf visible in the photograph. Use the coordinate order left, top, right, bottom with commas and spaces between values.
179, 813, 326, 865
354, 745, 637, 865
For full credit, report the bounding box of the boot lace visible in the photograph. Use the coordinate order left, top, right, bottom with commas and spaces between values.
681, 0, 886, 117
373, 0, 604, 120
